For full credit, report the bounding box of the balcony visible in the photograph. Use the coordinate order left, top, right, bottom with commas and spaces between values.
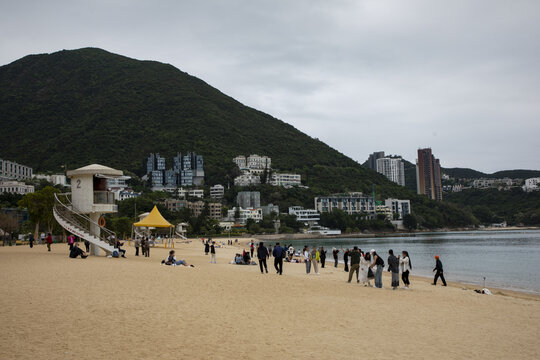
94, 191, 115, 204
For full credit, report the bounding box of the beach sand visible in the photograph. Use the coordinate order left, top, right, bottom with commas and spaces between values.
1, 239, 539, 360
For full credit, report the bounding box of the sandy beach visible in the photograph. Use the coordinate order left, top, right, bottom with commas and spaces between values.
1, 239, 539, 360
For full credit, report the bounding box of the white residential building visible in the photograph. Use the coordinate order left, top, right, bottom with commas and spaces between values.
0, 159, 33, 181
34, 174, 68, 186
227, 207, 263, 224
233, 155, 247, 169
288, 206, 320, 225
523, 177, 540, 192
472, 179, 496, 188
0, 181, 34, 195
376, 157, 405, 186
315, 193, 376, 216
384, 198, 411, 220
233, 154, 271, 175
210, 184, 225, 199
177, 188, 204, 198
234, 173, 261, 187
118, 190, 141, 201
270, 173, 301, 187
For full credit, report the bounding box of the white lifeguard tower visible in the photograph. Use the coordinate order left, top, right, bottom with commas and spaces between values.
53, 164, 124, 256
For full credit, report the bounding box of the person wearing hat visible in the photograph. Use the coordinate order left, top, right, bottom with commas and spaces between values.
432, 255, 447, 286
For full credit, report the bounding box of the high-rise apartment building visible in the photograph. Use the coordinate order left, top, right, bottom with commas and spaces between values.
0, 158, 33, 181
366, 151, 385, 170
376, 157, 405, 186
416, 148, 442, 201
236, 191, 261, 209
145, 152, 205, 190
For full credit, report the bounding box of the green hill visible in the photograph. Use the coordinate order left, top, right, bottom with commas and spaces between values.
0, 48, 476, 228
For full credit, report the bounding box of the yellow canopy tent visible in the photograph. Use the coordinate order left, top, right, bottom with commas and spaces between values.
134, 205, 173, 228
132, 206, 174, 248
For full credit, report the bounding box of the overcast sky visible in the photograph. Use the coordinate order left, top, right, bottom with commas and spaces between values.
1, 0, 539, 172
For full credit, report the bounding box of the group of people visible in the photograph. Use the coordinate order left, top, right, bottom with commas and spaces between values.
134, 237, 151, 257
255, 241, 286, 274
203, 239, 217, 263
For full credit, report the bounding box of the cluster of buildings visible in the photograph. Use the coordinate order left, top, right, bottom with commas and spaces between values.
233, 154, 302, 188
366, 152, 405, 187
161, 198, 222, 220
145, 152, 204, 191
523, 178, 540, 192
0, 158, 34, 195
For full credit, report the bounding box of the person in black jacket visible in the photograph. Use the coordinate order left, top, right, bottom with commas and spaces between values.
204, 240, 210, 255
343, 248, 350, 272
332, 248, 339, 267
320, 247, 327, 268
273, 242, 284, 275
432, 255, 447, 286
257, 241, 269, 274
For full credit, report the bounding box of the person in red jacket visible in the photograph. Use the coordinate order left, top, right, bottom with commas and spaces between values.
46, 233, 53, 252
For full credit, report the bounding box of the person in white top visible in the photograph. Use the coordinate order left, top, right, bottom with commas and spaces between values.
303, 246, 311, 274
399, 251, 412, 289
359, 252, 371, 286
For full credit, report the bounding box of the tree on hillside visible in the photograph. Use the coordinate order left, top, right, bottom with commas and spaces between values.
17, 186, 61, 238
403, 213, 417, 231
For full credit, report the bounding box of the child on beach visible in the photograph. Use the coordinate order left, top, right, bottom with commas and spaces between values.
399, 251, 412, 289
210, 241, 216, 263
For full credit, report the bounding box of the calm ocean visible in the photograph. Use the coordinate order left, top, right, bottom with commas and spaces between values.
286, 230, 540, 294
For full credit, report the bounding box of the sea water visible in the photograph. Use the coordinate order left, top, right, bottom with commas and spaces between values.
286, 230, 540, 294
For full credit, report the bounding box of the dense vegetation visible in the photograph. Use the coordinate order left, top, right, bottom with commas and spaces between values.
444, 189, 540, 226
0, 47, 482, 230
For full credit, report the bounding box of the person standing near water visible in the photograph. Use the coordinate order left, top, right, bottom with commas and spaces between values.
369, 250, 384, 288
320, 247, 327, 268
257, 241, 269, 274
304, 246, 311, 274
273, 242, 283, 275
387, 250, 399, 290
343, 248, 350, 272
312, 246, 320, 275
399, 251, 411, 289
359, 252, 371, 286
347, 246, 361, 283
432, 255, 447, 286
332, 248, 339, 267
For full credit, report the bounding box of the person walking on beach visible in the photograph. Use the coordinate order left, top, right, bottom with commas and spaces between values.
84, 239, 90, 253
268, 245, 272, 258
304, 246, 312, 274
320, 247, 327, 268
210, 241, 216, 263
369, 250, 384, 288
28, 233, 34, 248
40, 232, 45, 245
347, 246, 361, 283
332, 248, 339, 267
273, 242, 284, 275
257, 241, 269, 273
204, 240, 210, 255
250, 241, 255, 258
432, 255, 447, 286
387, 249, 400, 290
343, 248, 350, 272
312, 246, 320, 275
46, 233, 53, 252
399, 251, 412, 289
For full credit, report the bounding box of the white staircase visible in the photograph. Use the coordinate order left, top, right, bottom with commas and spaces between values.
175, 226, 188, 240
53, 193, 118, 255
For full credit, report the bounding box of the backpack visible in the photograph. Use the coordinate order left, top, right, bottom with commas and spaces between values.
376, 255, 384, 266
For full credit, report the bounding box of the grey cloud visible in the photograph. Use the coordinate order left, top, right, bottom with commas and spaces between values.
1, 0, 539, 172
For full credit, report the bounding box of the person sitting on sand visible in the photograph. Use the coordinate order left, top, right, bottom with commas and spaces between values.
69, 243, 88, 259
115, 239, 126, 258
243, 251, 251, 265
162, 250, 194, 267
